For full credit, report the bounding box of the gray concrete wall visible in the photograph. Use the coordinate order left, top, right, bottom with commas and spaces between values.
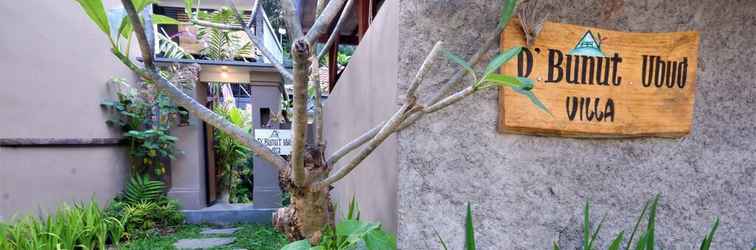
0, 0, 136, 219
324, 0, 400, 233
397, 0, 756, 249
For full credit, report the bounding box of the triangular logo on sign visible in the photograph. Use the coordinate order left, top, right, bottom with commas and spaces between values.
568, 30, 606, 57
271, 130, 279, 138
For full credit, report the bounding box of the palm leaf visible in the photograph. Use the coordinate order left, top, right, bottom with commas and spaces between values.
123, 175, 165, 204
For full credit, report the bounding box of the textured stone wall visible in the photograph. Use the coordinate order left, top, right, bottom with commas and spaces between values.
396, 0, 756, 249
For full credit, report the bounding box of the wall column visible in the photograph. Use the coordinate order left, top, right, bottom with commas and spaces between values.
168, 84, 208, 210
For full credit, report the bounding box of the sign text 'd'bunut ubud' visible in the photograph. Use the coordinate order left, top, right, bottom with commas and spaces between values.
499, 19, 699, 137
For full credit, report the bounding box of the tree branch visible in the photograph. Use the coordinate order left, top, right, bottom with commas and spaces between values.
279, 0, 305, 39
311, 53, 324, 146
317, 0, 355, 59
318, 42, 443, 185
123, 0, 154, 69
325, 25, 506, 164
290, 39, 312, 187
120, 0, 289, 171
316, 101, 411, 188
304, 0, 347, 44
325, 41, 443, 165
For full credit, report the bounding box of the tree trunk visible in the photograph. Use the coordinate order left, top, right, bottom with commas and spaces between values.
273, 146, 334, 244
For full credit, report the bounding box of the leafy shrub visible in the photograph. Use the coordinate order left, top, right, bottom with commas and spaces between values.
212, 88, 253, 204
106, 176, 184, 239
101, 78, 185, 177
281, 197, 397, 250
0, 199, 125, 250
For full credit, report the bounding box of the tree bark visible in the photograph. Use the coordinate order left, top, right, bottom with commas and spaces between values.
274, 146, 333, 243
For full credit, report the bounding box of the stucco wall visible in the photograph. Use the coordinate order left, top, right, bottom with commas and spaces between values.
324, 0, 400, 233
0, 0, 136, 219
397, 0, 756, 249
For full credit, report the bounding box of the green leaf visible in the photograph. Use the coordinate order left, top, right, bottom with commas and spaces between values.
75, 0, 111, 36
336, 220, 379, 237
609, 231, 625, 250
512, 85, 552, 116
280, 240, 311, 250
484, 47, 522, 76
441, 48, 477, 82
364, 229, 396, 250
132, 0, 156, 12
184, 0, 195, 14
498, 0, 518, 29
698, 217, 719, 250
465, 203, 476, 250
583, 200, 590, 250
553, 241, 561, 250
588, 214, 608, 249
645, 194, 660, 250
481, 73, 532, 90
347, 195, 358, 220
152, 14, 180, 25
634, 232, 648, 250
625, 200, 650, 250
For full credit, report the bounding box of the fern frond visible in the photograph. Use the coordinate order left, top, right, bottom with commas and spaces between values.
123, 175, 165, 204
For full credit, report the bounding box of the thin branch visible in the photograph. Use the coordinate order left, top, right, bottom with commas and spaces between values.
120, 0, 289, 171
311, 53, 324, 146
317, 0, 355, 59
325, 41, 443, 165
427, 24, 507, 105
325, 124, 380, 166
324, 26, 506, 164
304, 0, 347, 44
316, 101, 411, 188
290, 40, 312, 187
319, 42, 443, 184
247, 0, 260, 30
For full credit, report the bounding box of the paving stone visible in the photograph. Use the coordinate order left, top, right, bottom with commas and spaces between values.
174, 237, 235, 249
200, 227, 240, 235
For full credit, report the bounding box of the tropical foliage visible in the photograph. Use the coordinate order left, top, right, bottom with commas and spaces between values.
281, 197, 397, 250
101, 78, 184, 176
194, 7, 254, 61
123, 175, 166, 204
213, 84, 253, 203
106, 177, 185, 239
0, 199, 125, 250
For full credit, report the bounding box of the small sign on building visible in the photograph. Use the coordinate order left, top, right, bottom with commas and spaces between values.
498, 19, 699, 138
255, 129, 292, 155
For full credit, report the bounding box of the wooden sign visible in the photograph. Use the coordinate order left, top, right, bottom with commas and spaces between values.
498, 19, 699, 138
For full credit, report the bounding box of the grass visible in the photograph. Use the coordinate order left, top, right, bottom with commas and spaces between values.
121, 223, 288, 250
